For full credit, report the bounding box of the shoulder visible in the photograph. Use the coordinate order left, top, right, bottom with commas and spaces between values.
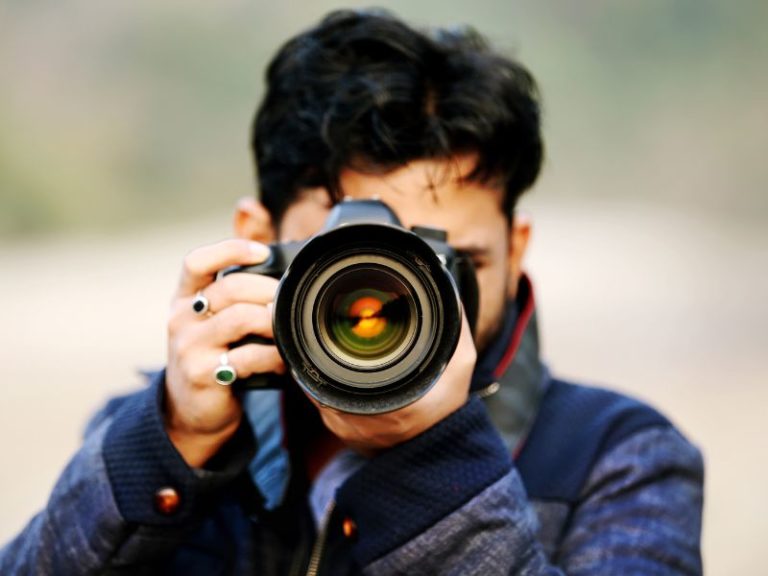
516, 378, 698, 502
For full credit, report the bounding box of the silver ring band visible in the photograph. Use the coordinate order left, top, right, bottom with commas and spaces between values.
214, 353, 237, 386
192, 290, 211, 316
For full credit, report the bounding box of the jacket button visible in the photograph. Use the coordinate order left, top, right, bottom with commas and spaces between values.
342, 517, 357, 539
154, 487, 181, 515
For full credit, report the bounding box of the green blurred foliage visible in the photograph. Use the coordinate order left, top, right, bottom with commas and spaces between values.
1, 0, 766, 237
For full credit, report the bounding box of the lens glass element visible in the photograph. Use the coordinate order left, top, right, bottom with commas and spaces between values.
319, 267, 416, 367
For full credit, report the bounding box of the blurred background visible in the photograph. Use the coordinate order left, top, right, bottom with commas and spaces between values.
1, 1, 765, 572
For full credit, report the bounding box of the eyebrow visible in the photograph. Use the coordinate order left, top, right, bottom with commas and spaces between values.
454, 244, 492, 259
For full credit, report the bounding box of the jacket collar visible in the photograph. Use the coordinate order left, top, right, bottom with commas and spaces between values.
473, 274, 549, 455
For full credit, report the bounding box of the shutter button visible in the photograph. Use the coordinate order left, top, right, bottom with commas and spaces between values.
154, 487, 181, 515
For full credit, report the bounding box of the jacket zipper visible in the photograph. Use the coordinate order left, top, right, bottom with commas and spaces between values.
305, 500, 335, 576
476, 381, 500, 399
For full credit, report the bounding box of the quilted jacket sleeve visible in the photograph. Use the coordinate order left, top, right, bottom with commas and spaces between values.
0, 372, 255, 576
332, 397, 702, 575
556, 426, 704, 575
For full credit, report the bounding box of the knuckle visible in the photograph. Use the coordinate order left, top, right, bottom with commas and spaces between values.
181, 357, 210, 389
213, 276, 247, 309
176, 359, 197, 385
189, 366, 210, 389
173, 333, 194, 358
217, 273, 240, 295
167, 304, 187, 334
182, 253, 204, 279
230, 308, 253, 334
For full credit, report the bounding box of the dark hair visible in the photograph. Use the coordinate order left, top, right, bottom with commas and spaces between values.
252, 9, 543, 224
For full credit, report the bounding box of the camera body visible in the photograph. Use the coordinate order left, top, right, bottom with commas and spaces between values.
222, 198, 478, 414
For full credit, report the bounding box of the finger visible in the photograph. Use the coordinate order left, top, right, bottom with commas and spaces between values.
204, 302, 274, 347
194, 272, 280, 315
227, 343, 285, 378
178, 239, 271, 297
186, 345, 283, 388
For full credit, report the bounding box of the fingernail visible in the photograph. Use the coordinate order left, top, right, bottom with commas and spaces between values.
248, 241, 271, 262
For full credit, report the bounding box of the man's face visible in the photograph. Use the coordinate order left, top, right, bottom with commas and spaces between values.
275, 155, 528, 353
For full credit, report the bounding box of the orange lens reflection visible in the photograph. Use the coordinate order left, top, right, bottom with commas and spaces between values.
348, 296, 387, 338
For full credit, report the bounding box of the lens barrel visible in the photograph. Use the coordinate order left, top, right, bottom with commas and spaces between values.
272, 223, 462, 414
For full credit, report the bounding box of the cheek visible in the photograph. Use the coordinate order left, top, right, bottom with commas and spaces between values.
472, 264, 509, 350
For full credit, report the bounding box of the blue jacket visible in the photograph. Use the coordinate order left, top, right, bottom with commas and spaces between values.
0, 277, 704, 574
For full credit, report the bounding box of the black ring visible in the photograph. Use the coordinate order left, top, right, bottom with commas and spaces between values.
192, 290, 210, 316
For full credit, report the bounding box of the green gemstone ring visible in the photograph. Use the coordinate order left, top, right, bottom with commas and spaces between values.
214, 353, 237, 386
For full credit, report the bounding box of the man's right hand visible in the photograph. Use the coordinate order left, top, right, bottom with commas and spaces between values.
164, 239, 286, 468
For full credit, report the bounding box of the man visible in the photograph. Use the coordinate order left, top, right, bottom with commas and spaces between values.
1, 9, 703, 575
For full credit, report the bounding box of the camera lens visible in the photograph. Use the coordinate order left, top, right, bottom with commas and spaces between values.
318, 267, 417, 368
272, 220, 462, 414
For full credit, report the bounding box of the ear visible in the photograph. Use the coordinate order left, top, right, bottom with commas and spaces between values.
233, 197, 275, 243
507, 212, 532, 298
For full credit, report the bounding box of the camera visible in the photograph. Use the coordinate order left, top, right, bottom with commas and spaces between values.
221, 198, 478, 414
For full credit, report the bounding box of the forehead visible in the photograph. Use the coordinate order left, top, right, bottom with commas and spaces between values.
340, 154, 499, 200
340, 155, 506, 240
279, 155, 508, 246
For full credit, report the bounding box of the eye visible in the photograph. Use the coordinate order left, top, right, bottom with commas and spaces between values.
471, 256, 488, 270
